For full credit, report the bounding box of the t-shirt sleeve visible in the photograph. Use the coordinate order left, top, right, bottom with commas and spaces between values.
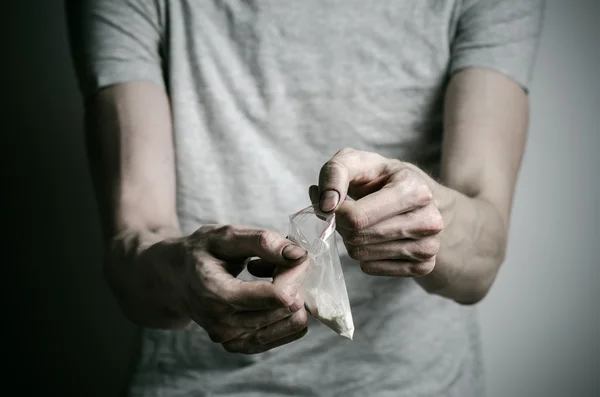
66, 0, 166, 99
449, 0, 545, 92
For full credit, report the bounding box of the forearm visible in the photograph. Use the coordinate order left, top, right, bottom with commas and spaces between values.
415, 68, 529, 304
85, 82, 185, 328
416, 183, 507, 304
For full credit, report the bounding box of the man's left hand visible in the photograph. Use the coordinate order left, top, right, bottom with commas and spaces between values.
310, 148, 444, 277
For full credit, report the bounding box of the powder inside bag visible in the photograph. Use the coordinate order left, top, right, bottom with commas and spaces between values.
306, 288, 354, 339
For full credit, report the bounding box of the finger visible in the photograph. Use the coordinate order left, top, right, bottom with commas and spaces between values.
254, 307, 309, 344
318, 148, 390, 212
185, 251, 298, 314
216, 256, 309, 312
221, 308, 309, 354
246, 258, 275, 278
202, 299, 303, 344
246, 256, 310, 306
341, 205, 444, 245
226, 305, 298, 330
272, 258, 310, 307
360, 258, 436, 278
309, 186, 327, 219
219, 277, 296, 311
335, 177, 433, 231
254, 326, 308, 353
222, 327, 308, 355
344, 236, 440, 262
207, 225, 307, 266
307, 185, 330, 222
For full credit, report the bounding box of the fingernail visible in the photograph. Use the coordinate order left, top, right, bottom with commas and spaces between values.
309, 185, 319, 203
282, 245, 307, 260
320, 190, 339, 212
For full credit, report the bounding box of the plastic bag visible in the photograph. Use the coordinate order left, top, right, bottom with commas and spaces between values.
288, 204, 355, 339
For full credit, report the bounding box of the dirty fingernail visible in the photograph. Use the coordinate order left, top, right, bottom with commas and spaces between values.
320, 190, 339, 212
309, 185, 319, 203
282, 245, 307, 260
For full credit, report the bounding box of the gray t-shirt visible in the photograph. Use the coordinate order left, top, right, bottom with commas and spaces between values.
71, 1, 543, 396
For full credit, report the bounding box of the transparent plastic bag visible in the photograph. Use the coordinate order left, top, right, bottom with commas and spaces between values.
288, 204, 354, 339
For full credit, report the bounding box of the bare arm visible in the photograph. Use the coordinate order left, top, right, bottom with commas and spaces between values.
85, 81, 187, 328
88, 82, 179, 239
416, 67, 529, 303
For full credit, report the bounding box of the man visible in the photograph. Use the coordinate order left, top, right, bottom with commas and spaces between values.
67, 0, 544, 396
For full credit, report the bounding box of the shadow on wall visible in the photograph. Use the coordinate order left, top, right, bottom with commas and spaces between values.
4, 2, 136, 396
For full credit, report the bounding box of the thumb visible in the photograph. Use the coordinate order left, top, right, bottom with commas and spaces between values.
318, 148, 388, 212
317, 151, 351, 213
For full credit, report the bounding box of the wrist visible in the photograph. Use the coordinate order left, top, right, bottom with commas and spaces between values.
420, 192, 506, 304
105, 227, 190, 329
137, 236, 192, 325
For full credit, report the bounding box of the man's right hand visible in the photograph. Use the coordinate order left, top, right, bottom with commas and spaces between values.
84, 82, 309, 354
122, 224, 311, 355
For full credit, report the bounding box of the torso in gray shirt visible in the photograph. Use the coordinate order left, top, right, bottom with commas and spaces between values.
75, 1, 543, 396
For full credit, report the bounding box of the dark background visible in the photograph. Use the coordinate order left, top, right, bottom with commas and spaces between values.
4, 1, 135, 395
3, 1, 599, 396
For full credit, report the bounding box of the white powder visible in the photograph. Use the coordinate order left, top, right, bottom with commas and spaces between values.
307, 288, 354, 339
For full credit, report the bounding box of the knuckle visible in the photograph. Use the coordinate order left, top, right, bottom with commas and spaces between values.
388, 159, 404, 172
207, 225, 237, 250
270, 288, 292, 308
428, 210, 444, 234
413, 214, 443, 237
193, 257, 211, 279
218, 224, 237, 240
348, 209, 369, 231
413, 238, 439, 260
336, 147, 356, 156
346, 244, 366, 260
290, 310, 309, 330
409, 259, 436, 277
256, 229, 276, 252
395, 166, 413, 182
414, 183, 433, 205
321, 159, 346, 179
359, 261, 374, 275
345, 233, 366, 246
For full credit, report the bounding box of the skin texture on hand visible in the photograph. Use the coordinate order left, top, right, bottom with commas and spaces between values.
110, 224, 311, 354
179, 225, 310, 354
313, 68, 529, 305
310, 149, 443, 278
